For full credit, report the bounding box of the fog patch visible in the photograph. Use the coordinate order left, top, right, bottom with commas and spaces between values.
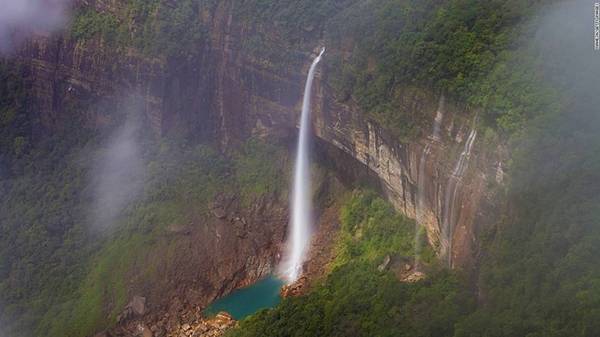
89, 112, 146, 232
533, 0, 600, 93
0, 0, 72, 53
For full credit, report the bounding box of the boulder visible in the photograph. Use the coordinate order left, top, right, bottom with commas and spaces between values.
168, 223, 192, 235
117, 296, 147, 323
130, 295, 147, 316
377, 255, 391, 272
93, 332, 110, 337
137, 324, 153, 337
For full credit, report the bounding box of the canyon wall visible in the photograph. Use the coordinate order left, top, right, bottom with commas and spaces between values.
11, 0, 504, 274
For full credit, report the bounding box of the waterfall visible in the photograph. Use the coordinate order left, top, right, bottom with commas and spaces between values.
414, 144, 431, 269
441, 127, 477, 267
284, 48, 325, 284
415, 95, 445, 269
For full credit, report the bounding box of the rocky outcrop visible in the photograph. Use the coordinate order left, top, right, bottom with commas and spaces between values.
107, 304, 236, 337
117, 296, 147, 323
280, 277, 307, 298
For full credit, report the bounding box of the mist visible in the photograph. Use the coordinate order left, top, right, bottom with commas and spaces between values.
89, 112, 146, 231
533, 0, 600, 96
0, 0, 72, 53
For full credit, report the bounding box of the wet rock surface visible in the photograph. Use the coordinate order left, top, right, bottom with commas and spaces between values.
280, 277, 307, 298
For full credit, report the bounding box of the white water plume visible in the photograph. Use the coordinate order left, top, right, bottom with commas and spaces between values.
282, 48, 325, 284
414, 144, 431, 269
441, 127, 477, 266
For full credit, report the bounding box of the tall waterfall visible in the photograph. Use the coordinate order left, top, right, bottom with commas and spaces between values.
415, 95, 444, 269
284, 48, 325, 284
441, 127, 477, 267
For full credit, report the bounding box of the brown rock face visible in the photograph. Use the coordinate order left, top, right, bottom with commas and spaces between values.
99, 191, 286, 337
141, 192, 287, 312
205, 19, 505, 270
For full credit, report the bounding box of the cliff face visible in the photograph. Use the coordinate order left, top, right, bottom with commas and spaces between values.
136, 192, 287, 314
240, 67, 505, 269
12, 0, 503, 274
197, 1, 506, 269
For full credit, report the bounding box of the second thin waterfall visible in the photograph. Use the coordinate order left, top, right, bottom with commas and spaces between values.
441, 127, 477, 267
283, 48, 325, 284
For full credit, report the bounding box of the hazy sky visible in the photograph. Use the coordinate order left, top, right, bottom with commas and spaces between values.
0, 0, 71, 53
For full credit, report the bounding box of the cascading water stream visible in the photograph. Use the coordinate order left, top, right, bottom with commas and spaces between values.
441, 127, 477, 267
414, 145, 431, 269
283, 48, 325, 284
415, 95, 444, 269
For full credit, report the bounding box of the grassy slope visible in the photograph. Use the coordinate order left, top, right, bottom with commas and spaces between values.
227, 191, 471, 337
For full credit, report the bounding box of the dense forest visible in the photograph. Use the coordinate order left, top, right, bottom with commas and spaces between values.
226, 1, 600, 336
1, 0, 599, 337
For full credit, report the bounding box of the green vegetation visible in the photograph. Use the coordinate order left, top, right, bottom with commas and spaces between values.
0, 131, 287, 337
453, 16, 600, 334
228, 2, 600, 336
233, 0, 560, 139
70, 9, 120, 43
34, 143, 230, 337
4, 1, 600, 337
232, 138, 288, 204
228, 191, 470, 337
232, 0, 356, 71
70, 0, 208, 58
0, 61, 30, 164
67, 0, 561, 139
334, 191, 434, 267
324, 0, 560, 139
65, 0, 560, 139
229, 264, 471, 337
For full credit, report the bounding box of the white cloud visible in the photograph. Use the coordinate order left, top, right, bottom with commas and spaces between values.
0, 0, 72, 53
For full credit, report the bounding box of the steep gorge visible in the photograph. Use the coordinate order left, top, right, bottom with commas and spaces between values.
3, 1, 600, 337
2, 1, 507, 336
